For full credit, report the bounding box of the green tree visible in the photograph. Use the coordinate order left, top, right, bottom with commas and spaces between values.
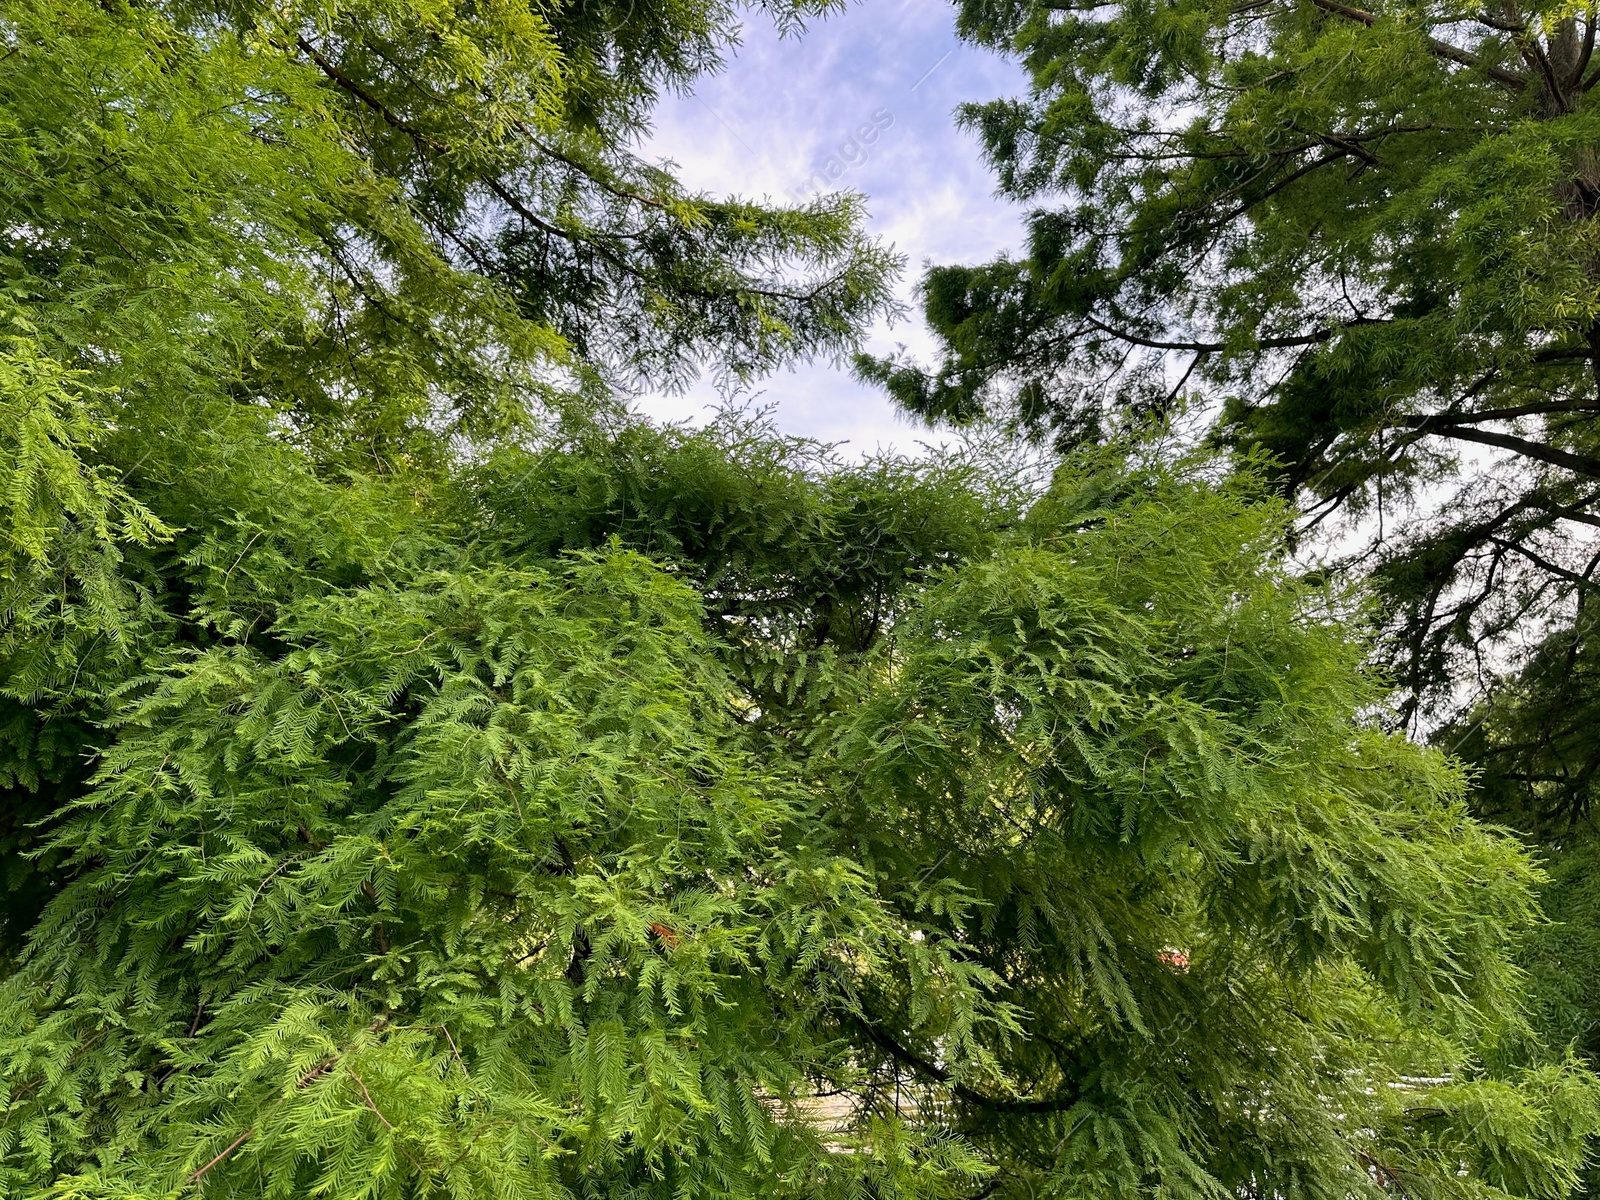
0, 0, 897, 943
5, 415, 1598, 1199
5, 1, 1598, 1197
861, 0, 1600, 821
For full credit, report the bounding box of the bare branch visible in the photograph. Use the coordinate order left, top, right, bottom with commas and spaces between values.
853, 1016, 1080, 1115
1081, 312, 1378, 353
1398, 398, 1600, 425
1400, 422, 1600, 477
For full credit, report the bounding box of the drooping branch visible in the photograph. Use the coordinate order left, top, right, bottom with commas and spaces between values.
292, 35, 848, 311
852, 1016, 1081, 1115
1305, 0, 1528, 89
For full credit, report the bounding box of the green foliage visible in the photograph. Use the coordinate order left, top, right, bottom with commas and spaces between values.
4, 413, 1597, 1197
868, 0, 1600, 823
0, 307, 170, 689
3, 1, 1597, 1197
818, 454, 1598, 1200
0, 0, 896, 945
3, 549, 985, 1196
462, 416, 1016, 725
1440, 598, 1600, 835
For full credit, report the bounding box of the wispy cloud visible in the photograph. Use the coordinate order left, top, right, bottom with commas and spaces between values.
635, 0, 1026, 454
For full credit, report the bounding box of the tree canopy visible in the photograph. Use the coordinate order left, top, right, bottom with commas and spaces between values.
4, 2, 1600, 1199
7, 410, 1598, 1198
862, 0, 1600, 824
0, 0, 897, 938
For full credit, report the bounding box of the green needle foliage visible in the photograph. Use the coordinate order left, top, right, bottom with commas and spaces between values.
0, 0, 896, 938
5, 414, 1599, 1197
3, 1, 1599, 1198
860, 0, 1600, 822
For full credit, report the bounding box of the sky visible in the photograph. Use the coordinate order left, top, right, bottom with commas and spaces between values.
633, 0, 1029, 455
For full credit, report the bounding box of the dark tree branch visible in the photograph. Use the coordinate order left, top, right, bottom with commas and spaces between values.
1486, 536, 1600, 588
1080, 312, 1378, 353
1499, 0, 1573, 110
1212, 149, 1351, 224
1473, 11, 1527, 31
1393, 421, 1600, 477
1399, 398, 1600, 425
1534, 499, 1600, 527
1573, 8, 1598, 84
852, 1016, 1081, 1114
1306, 0, 1528, 88
1158, 351, 1209, 413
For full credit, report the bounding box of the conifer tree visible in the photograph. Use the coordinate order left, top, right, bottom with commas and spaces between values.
861, 0, 1600, 817
0, 0, 895, 941
6, 414, 1599, 1197
4, 3, 1599, 1199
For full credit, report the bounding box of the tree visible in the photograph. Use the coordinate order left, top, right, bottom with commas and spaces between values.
4, 411, 1598, 1198
860, 0, 1600, 824
0, 0, 897, 944
4, 2, 1597, 1197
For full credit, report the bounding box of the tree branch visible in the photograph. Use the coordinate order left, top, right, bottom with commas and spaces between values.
1397, 398, 1600, 425
189, 1128, 255, 1183
1306, 0, 1528, 89
1485, 536, 1600, 588
1573, 7, 1598, 84
1393, 421, 1600, 477
1080, 312, 1376, 353
853, 1016, 1080, 1115
291, 37, 840, 315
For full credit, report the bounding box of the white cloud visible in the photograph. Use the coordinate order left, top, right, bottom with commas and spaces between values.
632, 0, 1027, 455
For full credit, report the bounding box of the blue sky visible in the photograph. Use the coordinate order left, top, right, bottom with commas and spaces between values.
636, 0, 1028, 454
